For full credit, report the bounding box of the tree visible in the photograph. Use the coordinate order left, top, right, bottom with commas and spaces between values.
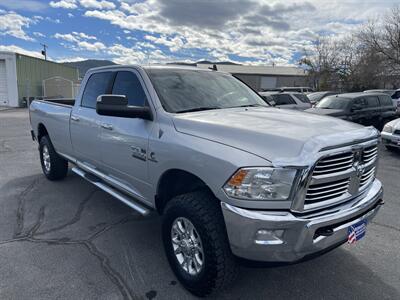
360, 6, 400, 71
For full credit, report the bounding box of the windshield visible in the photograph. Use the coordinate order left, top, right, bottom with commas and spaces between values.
146, 69, 267, 113
316, 96, 350, 109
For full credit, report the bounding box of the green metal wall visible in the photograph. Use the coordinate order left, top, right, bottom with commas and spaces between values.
15, 54, 78, 105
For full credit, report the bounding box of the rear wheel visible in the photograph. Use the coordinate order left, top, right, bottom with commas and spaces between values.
162, 190, 237, 297
39, 135, 68, 180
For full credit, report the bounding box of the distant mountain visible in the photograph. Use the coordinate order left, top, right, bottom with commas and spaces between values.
63, 59, 116, 78
196, 60, 240, 65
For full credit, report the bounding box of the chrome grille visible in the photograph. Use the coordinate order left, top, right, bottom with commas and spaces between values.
360, 167, 376, 188
302, 141, 378, 211
305, 178, 350, 203
393, 129, 400, 136
362, 145, 378, 164
313, 152, 354, 176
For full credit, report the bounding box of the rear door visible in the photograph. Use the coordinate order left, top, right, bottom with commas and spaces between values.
351, 98, 368, 124
364, 95, 380, 125
100, 70, 155, 201
378, 94, 396, 119
70, 71, 114, 168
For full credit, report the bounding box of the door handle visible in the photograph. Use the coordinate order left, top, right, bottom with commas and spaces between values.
71, 115, 80, 122
101, 123, 113, 130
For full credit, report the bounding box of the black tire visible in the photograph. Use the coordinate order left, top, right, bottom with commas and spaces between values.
162, 190, 237, 297
39, 135, 68, 180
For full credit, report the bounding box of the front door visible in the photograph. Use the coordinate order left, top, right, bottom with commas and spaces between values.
100, 70, 154, 202
70, 71, 114, 168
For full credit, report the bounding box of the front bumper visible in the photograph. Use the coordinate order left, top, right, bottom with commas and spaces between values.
221, 179, 383, 262
381, 132, 400, 148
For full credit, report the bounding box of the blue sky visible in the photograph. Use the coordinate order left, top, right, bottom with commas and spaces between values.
0, 0, 398, 65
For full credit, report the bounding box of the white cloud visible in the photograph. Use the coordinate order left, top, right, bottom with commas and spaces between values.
73, 31, 97, 40
67, 13, 74, 18
0, 12, 34, 41
79, 0, 115, 10
49, 0, 78, 9
0, 0, 47, 11
55, 56, 87, 63
145, 35, 184, 52
77, 41, 106, 51
33, 32, 45, 38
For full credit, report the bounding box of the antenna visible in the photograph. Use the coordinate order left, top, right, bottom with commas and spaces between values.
41, 43, 48, 60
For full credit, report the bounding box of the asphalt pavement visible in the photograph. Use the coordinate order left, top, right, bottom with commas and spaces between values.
0, 109, 399, 300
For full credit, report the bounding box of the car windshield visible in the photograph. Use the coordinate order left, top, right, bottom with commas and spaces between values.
146, 69, 267, 113
316, 96, 350, 109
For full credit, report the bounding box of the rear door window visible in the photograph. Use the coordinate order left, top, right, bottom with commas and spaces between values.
81, 72, 113, 109
112, 71, 147, 106
365, 96, 379, 108
272, 94, 296, 105
378, 95, 393, 106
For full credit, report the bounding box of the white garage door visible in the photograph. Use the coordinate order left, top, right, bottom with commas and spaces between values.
0, 60, 8, 106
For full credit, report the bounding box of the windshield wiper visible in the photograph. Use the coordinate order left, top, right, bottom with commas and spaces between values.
175, 106, 221, 113
229, 104, 266, 108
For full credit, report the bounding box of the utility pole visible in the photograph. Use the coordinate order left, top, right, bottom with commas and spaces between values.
41, 43, 48, 60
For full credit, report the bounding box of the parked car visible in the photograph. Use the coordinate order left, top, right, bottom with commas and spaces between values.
306, 92, 396, 129
308, 91, 339, 105
259, 91, 312, 110
381, 118, 400, 150
391, 89, 400, 115
279, 86, 314, 93
29, 66, 384, 296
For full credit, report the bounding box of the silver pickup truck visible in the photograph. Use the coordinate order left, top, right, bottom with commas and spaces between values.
30, 65, 384, 296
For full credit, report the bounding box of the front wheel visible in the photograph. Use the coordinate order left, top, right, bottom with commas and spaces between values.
39, 135, 68, 180
162, 190, 237, 297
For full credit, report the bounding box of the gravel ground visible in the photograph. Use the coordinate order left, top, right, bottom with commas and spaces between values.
0, 108, 399, 300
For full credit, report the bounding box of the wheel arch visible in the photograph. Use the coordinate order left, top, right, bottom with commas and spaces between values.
155, 168, 217, 214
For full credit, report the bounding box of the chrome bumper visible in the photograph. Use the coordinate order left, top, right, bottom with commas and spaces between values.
221, 179, 383, 262
381, 132, 400, 148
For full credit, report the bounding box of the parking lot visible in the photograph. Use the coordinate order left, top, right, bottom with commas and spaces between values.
0, 108, 399, 300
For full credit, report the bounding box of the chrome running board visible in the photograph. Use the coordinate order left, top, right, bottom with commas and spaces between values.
71, 167, 150, 216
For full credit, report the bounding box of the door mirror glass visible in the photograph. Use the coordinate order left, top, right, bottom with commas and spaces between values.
96, 94, 152, 120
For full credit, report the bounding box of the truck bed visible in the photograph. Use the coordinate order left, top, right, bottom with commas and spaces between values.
30, 98, 74, 156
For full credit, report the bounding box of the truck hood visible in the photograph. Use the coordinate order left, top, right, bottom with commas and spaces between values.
305, 108, 346, 116
172, 107, 378, 166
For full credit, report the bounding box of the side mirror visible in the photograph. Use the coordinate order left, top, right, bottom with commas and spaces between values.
96, 95, 152, 120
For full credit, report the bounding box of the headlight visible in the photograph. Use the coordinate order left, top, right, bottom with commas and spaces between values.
382, 125, 393, 133
223, 167, 297, 201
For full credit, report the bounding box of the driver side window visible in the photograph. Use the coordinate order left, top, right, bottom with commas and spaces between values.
112, 71, 147, 107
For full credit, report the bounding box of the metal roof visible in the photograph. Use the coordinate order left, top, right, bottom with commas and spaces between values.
196, 63, 307, 76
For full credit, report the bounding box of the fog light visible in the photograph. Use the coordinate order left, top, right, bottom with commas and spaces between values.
255, 229, 284, 245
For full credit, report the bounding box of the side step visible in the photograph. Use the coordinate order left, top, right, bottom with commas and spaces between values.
71, 167, 150, 216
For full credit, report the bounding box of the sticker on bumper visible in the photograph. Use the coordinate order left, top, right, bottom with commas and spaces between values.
348, 220, 367, 244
